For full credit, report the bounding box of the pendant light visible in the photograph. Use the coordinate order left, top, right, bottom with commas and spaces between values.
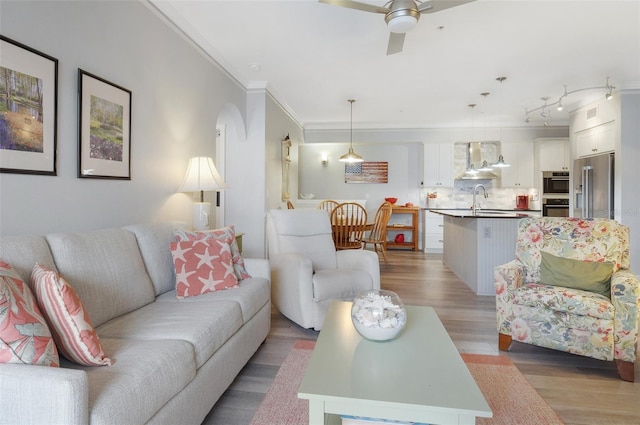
464, 104, 478, 176
477, 92, 493, 172
339, 99, 364, 163
493, 76, 510, 168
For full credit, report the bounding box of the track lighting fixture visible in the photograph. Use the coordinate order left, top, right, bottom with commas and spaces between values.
525, 77, 615, 123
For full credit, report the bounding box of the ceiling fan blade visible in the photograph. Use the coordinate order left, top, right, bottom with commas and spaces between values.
387, 32, 405, 55
418, 0, 476, 13
319, 0, 389, 14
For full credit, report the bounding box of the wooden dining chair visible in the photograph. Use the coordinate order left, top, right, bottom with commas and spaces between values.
330, 202, 367, 250
362, 201, 393, 266
286, 200, 295, 209
317, 199, 339, 216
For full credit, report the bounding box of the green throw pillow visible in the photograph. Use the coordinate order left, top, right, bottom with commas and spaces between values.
539, 251, 613, 298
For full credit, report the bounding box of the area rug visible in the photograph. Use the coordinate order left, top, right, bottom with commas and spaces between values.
250, 340, 564, 425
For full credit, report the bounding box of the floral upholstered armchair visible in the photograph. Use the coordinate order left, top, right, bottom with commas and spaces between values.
494, 217, 639, 381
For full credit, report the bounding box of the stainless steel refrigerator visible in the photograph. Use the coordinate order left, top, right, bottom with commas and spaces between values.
573, 152, 614, 219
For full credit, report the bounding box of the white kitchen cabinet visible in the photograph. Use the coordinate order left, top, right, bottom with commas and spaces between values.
423, 143, 454, 187
499, 142, 534, 187
535, 138, 570, 171
575, 121, 615, 158
424, 211, 444, 252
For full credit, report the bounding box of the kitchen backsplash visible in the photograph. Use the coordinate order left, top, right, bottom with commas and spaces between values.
421, 186, 541, 211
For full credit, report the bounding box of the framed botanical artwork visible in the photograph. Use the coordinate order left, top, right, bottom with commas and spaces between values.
78, 69, 131, 179
0, 35, 58, 175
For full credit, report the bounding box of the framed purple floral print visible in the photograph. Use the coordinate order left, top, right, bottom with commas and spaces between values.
78, 69, 131, 179
0, 36, 58, 175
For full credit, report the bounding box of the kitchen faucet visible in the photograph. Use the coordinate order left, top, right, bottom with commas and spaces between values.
472, 184, 488, 215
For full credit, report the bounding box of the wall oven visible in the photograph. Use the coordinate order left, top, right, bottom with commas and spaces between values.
543, 171, 570, 194
543, 198, 570, 217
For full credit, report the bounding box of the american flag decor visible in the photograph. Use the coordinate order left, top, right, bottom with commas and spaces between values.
345, 161, 388, 184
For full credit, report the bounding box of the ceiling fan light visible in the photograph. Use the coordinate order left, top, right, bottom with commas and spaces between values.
387, 15, 418, 33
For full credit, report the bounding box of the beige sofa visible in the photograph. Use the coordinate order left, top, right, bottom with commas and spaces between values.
0, 222, 271, 424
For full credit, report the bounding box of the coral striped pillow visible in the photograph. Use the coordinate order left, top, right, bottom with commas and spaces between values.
0, 261, 59, 367
31, 264, 113, 367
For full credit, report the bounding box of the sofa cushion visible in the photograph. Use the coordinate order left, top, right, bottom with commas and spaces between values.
539, 251, 613, 297
170, 239, 238, 299
31, 264, 113, 367
123, 222, 186, 296
96, 300, 243, 368
312, 269, 373, 303
155, 276, 270, 323
174, 226, 251, 280
510, 304, 615, 361
45, 229, 156, 328
514, 283, 615, 320
0, 261, 59, 366
0, 234, 57, 287
64, 337, 195, 425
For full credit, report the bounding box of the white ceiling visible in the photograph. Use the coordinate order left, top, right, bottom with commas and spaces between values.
148, 0, 640, 131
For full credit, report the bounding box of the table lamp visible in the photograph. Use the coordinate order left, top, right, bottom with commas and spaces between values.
179, 156, 229, 230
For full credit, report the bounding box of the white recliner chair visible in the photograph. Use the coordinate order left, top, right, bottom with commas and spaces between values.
266, 209, 380, 330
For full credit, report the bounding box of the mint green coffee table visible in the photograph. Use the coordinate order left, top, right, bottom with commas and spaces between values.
298, 301, 492, 425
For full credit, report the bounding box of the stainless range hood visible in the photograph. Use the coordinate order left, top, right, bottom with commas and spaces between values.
455, 142, 498, 180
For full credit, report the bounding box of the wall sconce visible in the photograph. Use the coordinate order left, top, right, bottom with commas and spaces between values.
178, 156, 229, 231
321, 154, 328, 167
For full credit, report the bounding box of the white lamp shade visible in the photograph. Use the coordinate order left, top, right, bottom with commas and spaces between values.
179, 157, 229, 192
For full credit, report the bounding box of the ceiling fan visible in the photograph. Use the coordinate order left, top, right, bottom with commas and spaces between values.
319, 0, 475, 55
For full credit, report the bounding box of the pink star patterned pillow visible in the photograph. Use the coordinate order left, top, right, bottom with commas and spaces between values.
170, 238, 239, 299
173, 225, 251, 280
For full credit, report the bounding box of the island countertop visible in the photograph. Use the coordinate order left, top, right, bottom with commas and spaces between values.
428, 209, 535, 219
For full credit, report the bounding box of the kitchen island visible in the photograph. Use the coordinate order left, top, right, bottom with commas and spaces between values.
430, 210, 533, 295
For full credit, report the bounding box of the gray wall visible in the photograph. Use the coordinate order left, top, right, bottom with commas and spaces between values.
0, 1, 249, 238
298, 142, 421, 217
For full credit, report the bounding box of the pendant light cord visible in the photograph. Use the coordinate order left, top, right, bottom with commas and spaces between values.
349, 99, 355, 149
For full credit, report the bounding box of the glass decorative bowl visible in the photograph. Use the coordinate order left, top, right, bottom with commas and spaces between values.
351, 289, 407, 342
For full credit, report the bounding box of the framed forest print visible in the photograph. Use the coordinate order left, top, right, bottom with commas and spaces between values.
0, 36, 58, 175
78, 69, 131, 179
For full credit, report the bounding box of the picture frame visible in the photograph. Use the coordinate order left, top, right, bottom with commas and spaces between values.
345, 161, 388, 184
0, 35, 58, 175
78, 69, 131, 179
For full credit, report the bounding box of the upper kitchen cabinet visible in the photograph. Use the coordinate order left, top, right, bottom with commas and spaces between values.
423, 142, 454, 187
575, 121, 616, 158
535, 138, 570, 171
500, 141, 534, 187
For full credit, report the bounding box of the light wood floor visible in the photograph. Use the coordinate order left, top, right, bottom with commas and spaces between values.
203, 251, 640, 425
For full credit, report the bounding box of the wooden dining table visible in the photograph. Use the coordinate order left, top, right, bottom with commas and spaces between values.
330, 220, 374, 248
